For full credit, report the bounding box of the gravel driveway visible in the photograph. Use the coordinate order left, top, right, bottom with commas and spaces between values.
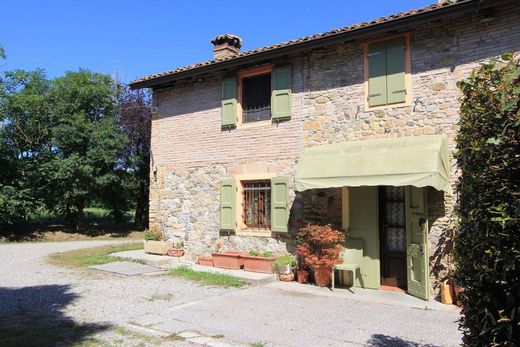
0, 241, 462, 346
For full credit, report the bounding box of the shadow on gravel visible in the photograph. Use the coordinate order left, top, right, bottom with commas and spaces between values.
368, 334, 442, 347
0, 284, 111, 346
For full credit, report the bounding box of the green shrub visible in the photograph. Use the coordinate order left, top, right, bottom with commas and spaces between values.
454, 52, 520, 346
275, 255, 296, 267
144, 229, 161, 241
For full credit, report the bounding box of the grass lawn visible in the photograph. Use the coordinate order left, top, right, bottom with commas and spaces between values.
168, 267, 246, 288
48, 243, 144, 268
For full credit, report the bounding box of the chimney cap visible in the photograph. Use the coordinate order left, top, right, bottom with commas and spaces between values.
211, 34, 242, 49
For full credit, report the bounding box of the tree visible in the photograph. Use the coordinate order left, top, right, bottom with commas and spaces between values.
454, 53, 519, 345
0, 69, 51, 224
0, 44, 5, 59
117, 86, 151, 228
43, 70, 128, 227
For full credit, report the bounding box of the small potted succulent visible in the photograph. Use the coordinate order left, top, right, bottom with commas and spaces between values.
143, 228, 169, 255
275, 255, 297, 281
296, 224, 346, 287
168, 241, 185, 257
242, 249, 277, 273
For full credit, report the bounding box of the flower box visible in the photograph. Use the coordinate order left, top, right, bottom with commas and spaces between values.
198, 256, 214, 267
167, 249, 185, 257
211, 251, 247, 270
242, 254, 276, 273
143, 240, 169, 255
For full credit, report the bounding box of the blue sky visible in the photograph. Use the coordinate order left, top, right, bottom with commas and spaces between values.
0, 0, 432, 83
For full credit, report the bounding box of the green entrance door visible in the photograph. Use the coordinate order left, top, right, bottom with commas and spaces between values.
405, 187, 429, 300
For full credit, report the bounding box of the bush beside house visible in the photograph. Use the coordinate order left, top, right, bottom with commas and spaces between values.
454, 53, 520, 346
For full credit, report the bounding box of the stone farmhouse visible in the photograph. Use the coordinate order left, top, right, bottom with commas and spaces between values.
131, 0, 520, 300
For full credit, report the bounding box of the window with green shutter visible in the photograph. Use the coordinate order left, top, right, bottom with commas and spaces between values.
270, 177, 289, 233
366, 35, 409, 108
221, 76, 237, 128
220, 178, 237, 230
271, 65, 292, 121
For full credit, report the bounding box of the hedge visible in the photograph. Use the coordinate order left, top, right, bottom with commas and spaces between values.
454, 53, 520, 346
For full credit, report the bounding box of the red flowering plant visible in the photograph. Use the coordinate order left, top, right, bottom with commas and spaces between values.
296, 224, 347, 268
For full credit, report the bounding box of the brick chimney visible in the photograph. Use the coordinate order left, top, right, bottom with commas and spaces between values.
211, 34, 242, 60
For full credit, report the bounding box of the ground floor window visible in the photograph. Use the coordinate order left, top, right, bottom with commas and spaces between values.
242, 180, 271, 230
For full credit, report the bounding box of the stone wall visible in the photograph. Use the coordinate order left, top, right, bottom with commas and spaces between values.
298, 3, 520, 293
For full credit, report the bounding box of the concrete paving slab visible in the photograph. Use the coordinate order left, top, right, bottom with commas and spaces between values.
89, 261, 163, 276
110, 249, 182, 268
266, 281, 460, 312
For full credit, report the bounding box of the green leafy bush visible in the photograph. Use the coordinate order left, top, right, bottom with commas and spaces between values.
275, 255, 297, 267
454, 53, 519, 346
144, 229, 161, 241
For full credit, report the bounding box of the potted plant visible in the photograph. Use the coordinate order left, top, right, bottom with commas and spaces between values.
297, 268, 310, 284
242, 250, 277, 273
168, 241, 185, 257
275, 255, 296, 281
296, 224, 346, 287
211, 243, 247, 269
143, 229, 169, 255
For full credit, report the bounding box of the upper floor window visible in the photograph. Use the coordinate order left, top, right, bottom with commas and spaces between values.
220, 64, 292, 129
242, 73, 271, 123
364, 34, 411, 109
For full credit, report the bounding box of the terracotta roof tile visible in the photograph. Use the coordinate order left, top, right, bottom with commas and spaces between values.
131, 1, 467, 86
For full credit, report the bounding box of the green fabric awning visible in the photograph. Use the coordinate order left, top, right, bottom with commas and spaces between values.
295, 135, 452, 193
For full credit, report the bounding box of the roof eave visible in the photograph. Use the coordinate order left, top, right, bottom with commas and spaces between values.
130, 0, 489, 90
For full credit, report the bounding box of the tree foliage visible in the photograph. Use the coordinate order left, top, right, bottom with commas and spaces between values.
454, 53, 520, 346
0, 68, 151, 229
117, 86, 151, 228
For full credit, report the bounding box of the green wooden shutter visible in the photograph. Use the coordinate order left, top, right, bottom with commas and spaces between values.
221, 76, 237, 128
220, 178, 236, 230
368, 42, 387, 107
271, 177, 289, 232
386, 37, 407, 105
271, 65, 292, 121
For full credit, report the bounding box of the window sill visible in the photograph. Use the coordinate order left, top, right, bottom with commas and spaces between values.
235, 228, 272, 237
237, 119, 273, 129
364, 100, 411, 112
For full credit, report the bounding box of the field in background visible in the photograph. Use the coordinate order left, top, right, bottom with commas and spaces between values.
0, 208, 144, 243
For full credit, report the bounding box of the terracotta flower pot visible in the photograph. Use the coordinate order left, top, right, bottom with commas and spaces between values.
197, 256, 213, 267
297, 270, 309, 284
454, 284, 464, 307
313, 265, 332, 287
440, 280, 455, 305
211, 251, 245, 270
168, 248, 185, 257
222, 251, 247, 268
279, 273, 295, 282
242, 254, 276, 273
